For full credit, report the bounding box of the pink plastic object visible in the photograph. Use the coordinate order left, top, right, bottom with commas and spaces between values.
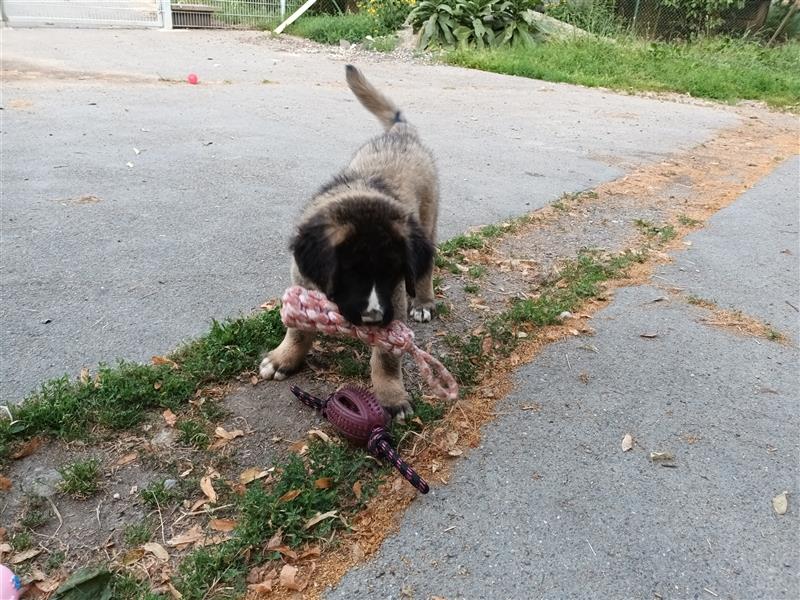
187, 73, 199, 84
0, 564, 22, 600
322, 385, 389, 443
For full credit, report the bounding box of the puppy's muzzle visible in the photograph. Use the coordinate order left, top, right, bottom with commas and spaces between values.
361, 287, 384, 324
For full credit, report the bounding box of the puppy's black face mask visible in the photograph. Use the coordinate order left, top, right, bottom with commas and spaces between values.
291, 212, 434, 327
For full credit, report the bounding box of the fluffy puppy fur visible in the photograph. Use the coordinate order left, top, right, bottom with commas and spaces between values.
259, 65, 440, 419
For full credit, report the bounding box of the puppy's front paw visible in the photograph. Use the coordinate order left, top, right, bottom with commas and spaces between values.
259, 348, 303, 381
409, 301, 434, 323
376, 388, 414, 423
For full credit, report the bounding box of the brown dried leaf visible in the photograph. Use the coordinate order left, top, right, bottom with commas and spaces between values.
481, 336, 493, 354
154, 381, 163, 391
250, 375, 259, 386
303, 510, 337, 530
143, 542, 170, 562
35, 577, 63, 593
11, 437, 44, 459
248, 580, 273, 595
279, 565, 301, 591
167, 525, 204, 548
210, 519, 237, 532
0, 542, 11, 557
299, 546, 321, 560
266, 530, 283, 550
79, 367, 90, 384
121, 547, 146, 565
162, 409, 177, 427
152, 355, 179, 369
621, 434, 634, 452
279, 489, 302, 503
0, 476, 11, 491
772, 491, 789, 515
288, 440, 309, 455
200, 476, 218, 504
273, 546, 298, 560
115, 452, 138, 466
448, 448, 463, 457
240, 467, 271, 485
314, 477, 333, 490
640, 332, 659, 339
11, 548, 41, 564
308, 429, 331, 443
352, 480, 363, 500
351, 542, 365, 562
649, 451, 674, 462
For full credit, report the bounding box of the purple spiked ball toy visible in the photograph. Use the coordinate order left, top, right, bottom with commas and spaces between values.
291, 385, 429, 494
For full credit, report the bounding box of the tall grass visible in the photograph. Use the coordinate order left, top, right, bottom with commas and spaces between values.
447, 36, 800, 109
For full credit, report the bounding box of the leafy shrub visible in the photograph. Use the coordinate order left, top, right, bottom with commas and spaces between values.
288, 13, 378, 43
657, 0, 743, 35
361, 0, 417, 30
409, 0, 542, 49
544, 0, 624, 36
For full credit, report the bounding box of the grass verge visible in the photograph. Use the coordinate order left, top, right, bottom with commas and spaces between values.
0, 310, 285, 457
447, 37, 800, 110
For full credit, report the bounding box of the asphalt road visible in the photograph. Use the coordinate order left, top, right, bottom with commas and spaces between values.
1, 29, 737, 402
327, 158, 800, 599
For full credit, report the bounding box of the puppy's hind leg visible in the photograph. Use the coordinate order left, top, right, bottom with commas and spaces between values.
260, 328, 315, 381
409, 269, 435, 323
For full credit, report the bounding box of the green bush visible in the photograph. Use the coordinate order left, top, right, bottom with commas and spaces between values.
289, 13, 378, 43
657, 0, 742, 35
544, 0, 624, 36
408, 0, 542, 49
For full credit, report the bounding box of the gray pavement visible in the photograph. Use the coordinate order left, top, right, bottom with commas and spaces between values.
328, 162, 800, 598
0, 29, 738, 402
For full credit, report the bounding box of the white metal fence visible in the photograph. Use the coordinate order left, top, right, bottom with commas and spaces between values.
1, 0, 166, 27
171, 0, 303, 29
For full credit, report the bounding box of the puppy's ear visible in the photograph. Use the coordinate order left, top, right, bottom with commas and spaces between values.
290, 214, 339, 291
404, 216, 434, 297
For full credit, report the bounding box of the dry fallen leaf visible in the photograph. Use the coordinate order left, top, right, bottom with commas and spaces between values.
154, 381, 163, 391
448, 448, 463, 457
248, 580, 273, 595
240, 467, 271, 485
0, 476, 11, 492
352, 480, 363, 500
299, 546, 321, 560
35, 578, 62, 593
308, 429, 331, 443
250, 375, 259, 386
640, 332, 659, 339
152, 355, 179, 369
162, 409, 177, 427
351, 542, 365, 562
266, 530, 283, 550
11, 437, 44, 459
115, 452, 138, 467
79, 367, 90, 384
279, 489, 302, 503
772, 491, 789, 515
210, 519, 237, 532
304, 510, 337, 530
209, 427, 245, 450
143, 542, 170, 562
314, 477, 333, 490
279, 564, 301, 591
11, 548, 41, 564
621, 434, 634, 452
272, 545, 298, 560
649, 451, 674, 462
200, 476, 218, 504
167, 525, 204, 548
0, 543, 12, 557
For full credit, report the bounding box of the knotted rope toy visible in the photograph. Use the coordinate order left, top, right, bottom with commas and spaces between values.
291, 384, 429, 494
280, 286, 458, 401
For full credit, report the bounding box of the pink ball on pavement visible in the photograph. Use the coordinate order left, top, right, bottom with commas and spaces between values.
0, 564, 22, 600
187, 73, 199, 85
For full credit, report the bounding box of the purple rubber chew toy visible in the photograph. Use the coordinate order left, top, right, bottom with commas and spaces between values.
290, 384, 430, 494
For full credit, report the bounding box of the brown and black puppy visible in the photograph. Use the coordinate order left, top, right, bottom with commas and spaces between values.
259, 65, 440, 419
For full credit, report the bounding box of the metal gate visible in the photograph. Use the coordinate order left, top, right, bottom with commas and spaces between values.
1, 0, 167, 27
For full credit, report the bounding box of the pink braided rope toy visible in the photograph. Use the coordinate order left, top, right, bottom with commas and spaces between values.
280, 286, 459, 401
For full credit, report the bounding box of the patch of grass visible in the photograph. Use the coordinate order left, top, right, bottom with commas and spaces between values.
464, 282, 480, 294
177, 420, 210, 449
447, 37, 800, 110
19, 495, 49, 529
436, 301, 452, 317
123, 521, 153, 547
364, 34, 399, 52
319, 336, 370, 379
507, 250, 644, 326
59, 458, 101, 499
45, 550, 66, 571
766, 328, 785, 342
140, 480, 179, 509
288, 13, 378, 44
1, 309, 284, 456
468, 265, 487, 279
112, 572, 168, 600
678, 214, 702, 227
438, 233, 485, 257
174, 439, 382, 599
634, 219, 677, 242
442, 333, 485, 389
11, 531, 33, 552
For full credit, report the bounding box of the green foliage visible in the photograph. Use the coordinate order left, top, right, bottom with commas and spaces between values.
123, 521, 153, 547
409, 0, 542, 49
544, 0, 624, 36
289, 13, 378, 43
658, 0, 742, 35
447, 36, 800, 109
59, 458, 102, 499
177, 419, 211, 449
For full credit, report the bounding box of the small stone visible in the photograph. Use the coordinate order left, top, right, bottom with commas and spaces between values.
339, 39, 351, 49
113, 493, 121, 500
558, 311, 573, 321
163, 479, 178, 491
21, 467, 63, 498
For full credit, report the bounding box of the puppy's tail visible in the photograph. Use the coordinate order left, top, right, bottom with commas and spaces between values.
345, 64, 404, 130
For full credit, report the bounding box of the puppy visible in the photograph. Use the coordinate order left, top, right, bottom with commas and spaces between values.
259, 65, 440, 419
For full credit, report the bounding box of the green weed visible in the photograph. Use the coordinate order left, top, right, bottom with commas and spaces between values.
11, 531, 33, 552
19, 495, 49, 529
464, 282, 480, 294
468, 265, 487, 279
59, 458, 101, 499
447, 37, 800, 110
123, 521, 153, 547
634, 219, 677, 242
678, 214, 702, 226
177, 420, 210, 449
